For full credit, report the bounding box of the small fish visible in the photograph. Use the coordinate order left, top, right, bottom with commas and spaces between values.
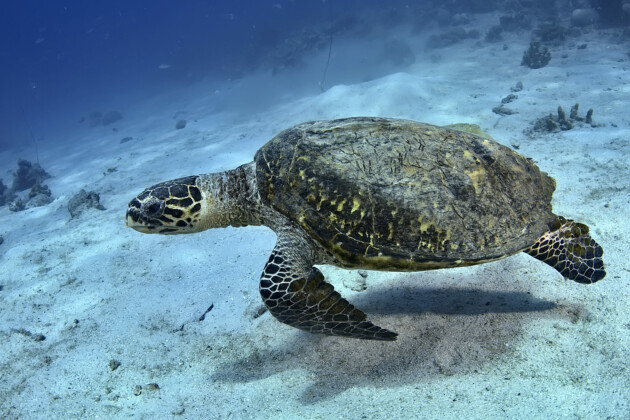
158, 64, 171, 70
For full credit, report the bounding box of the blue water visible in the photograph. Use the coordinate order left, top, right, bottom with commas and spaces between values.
1, 0, 546, 150
0, 0, 400, 148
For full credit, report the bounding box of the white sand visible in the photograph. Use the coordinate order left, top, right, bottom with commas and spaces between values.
1, 17, 629, 419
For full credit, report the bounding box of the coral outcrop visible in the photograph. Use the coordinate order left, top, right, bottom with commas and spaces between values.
521, 41, 551, 69
525, 103, 597, 136
68, 189, 106, 218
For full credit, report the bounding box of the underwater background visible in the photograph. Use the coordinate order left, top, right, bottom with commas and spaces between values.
1, 1, 629, 418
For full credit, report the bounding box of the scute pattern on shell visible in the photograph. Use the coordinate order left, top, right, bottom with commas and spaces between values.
255, 117, 557, 269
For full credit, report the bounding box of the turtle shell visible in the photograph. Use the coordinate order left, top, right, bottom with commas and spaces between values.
254, 117, 556, 270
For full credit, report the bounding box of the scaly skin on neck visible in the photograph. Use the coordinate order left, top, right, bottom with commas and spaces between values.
197, 162, 265, 230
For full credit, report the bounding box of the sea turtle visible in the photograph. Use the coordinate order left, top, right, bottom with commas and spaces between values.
125, 117, 605, 341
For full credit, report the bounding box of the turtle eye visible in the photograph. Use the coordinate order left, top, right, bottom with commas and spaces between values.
142, 198, 165, 218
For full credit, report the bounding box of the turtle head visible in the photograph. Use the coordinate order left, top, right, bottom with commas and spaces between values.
125, 176, 209, 234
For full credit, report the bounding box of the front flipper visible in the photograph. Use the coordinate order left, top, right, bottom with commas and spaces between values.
259, 235, 397, 341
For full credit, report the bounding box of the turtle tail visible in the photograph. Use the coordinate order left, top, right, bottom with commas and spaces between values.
525, 216, 605, 284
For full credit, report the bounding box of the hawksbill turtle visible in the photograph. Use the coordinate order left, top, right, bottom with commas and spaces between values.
125, 117, 605, 340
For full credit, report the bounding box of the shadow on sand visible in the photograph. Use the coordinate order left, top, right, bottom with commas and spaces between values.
209, 284, 585, 403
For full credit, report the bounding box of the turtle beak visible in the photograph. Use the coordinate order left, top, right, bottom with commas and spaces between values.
125, 198, 160, 233
125, 208, 149, 232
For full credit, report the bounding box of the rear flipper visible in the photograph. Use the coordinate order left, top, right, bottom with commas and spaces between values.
525, 216, 605, 284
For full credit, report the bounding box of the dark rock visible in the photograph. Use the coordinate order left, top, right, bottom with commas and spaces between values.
521, 41, 551, 69
11, 159, 50, 192
109, 359, 121, 371
7, 183, 53, 211
146, 383, 160, 391
8, 198, 25, 212
26, 183, 53, 208
13, 328, 45, 342
175, 120, 187, 130
492, 105, 517, 116
102, 110, 123, 126
511, 81, 523, 92
28, 183, 51, 199
68, 189, 106, 218
501, 94, 518, 104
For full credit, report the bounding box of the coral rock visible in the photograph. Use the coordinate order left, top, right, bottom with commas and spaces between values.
521, 42, 551, 69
